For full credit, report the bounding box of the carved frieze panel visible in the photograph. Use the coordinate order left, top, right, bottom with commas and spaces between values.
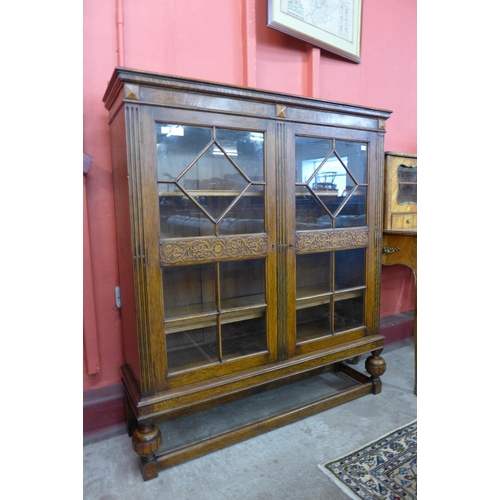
295, 227, 369, 254
159, 235, 268, 265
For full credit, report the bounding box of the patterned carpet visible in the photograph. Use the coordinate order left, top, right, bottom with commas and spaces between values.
319, 421, 417, 499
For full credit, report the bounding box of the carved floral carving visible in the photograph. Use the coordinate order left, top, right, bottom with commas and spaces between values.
295, 228, 369, 253
159, 235, 268, 265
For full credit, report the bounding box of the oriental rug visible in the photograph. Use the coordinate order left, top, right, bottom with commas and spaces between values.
318, 421, 416, 500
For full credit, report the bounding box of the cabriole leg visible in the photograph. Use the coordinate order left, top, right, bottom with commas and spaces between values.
132, 423, 162, 481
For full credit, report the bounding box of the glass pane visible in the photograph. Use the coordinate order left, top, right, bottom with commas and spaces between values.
397, 164, 417, 183
310, 157, 346, 195
334, 294, 364, 333
159, 182, 215, 237
179, 144, 249, 191
335, 186, 367, 226
313, 159, 351, 220
334, 249, 365, 289
221, 316, 267, 359
161, 213, 216, 238
157, 125, 212, 181
296, 253, 331, 298
296, 304, 331, 342
220, 259, 265, 309
335, 141, 367, 185
177, 144, 250, 220
295, 137, 333, 183
296, 253, 332, 343
397, 165, 417, 204
295, 137, 367, 228
316, 214, 333, 229
295, 185, 328, 228
216, 129, 264, 182
398, 183, 417, 204
219, 185, 264, 235
163, 264, 216, 318
167, 326, 218, 372
159, 179, 217, 238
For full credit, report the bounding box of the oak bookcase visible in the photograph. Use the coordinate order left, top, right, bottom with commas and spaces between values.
103, 68, 392, 480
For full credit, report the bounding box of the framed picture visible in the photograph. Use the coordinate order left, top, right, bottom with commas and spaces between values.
267, 0, 363, 63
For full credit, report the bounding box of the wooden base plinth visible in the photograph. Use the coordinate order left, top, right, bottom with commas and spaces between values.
130, 354, 386, 481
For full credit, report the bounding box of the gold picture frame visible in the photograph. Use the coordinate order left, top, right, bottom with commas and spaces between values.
267, 0, 363, 63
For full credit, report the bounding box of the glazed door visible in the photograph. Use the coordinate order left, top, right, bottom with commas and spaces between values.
142, 107, 278, 389
281, 124, 380, 357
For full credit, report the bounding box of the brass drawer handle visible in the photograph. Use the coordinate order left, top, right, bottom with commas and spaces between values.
383, 245, 400, 254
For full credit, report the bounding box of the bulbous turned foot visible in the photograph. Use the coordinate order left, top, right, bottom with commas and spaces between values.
365, 350, 386, 394
132, 424, 162, 481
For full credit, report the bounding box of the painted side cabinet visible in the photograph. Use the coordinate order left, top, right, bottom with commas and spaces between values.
103, 67, 392, 480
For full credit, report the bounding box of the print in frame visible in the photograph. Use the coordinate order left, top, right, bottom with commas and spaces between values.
267, 0, 362, 63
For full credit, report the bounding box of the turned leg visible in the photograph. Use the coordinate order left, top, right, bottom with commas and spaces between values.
365, 349, 386, 394
132, 423, 162, 481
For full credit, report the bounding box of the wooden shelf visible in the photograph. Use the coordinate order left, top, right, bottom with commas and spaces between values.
334, 288, 365, 300
296, 285, 331, 301
164, 294, 267, 334
296, 286, 364, 310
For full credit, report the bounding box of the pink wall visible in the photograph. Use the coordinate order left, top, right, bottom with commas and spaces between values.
83, 0, 416, 391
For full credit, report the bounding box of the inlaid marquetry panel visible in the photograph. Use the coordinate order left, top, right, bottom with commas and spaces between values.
159, 235, 268, 265
294, 227, 369, 254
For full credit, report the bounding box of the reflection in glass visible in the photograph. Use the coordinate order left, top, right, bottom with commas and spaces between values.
296, 253, 332, 342
162, 213, 216, 237
157, 124, 266, 237
178, 144, 249, 192
311, 160, 346, 194
295, 185, 328, 227
334, 249, 365, 289
334, 186, 367, 226
296, 253, 331, 298
157, 125, 212, 181
296, 304, 331, 342
335, 140, 367, 184
221, 185, 264, 234
314, 158, 351, 218
167, 326, 218, 372
163, 258, 269, 371
334, 294, 364, 333
157, 125, 271, 370
163, 264, 216, 317
295, 137, 333, 183
294, 137, 368, 230
221, 316, 267, 359
159, 181, 216, 237
175, 144, 248, 220
397, 164, 417, 204
220, 259, 265, 308
216, 129, 264, 181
